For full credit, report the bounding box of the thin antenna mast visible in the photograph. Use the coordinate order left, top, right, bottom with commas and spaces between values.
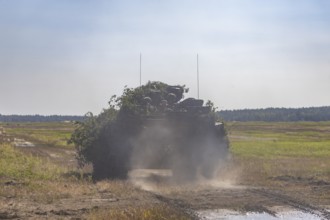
139, 53, 142, 86
197, 53, 200, 99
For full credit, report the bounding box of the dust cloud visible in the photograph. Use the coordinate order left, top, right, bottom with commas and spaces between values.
128, 167, 242, 194
128, 119, 237, 192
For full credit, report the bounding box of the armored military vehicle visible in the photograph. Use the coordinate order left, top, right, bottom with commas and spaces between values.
89, 82, 228, 181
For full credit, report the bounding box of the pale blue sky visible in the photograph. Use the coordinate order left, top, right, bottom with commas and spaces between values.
1, 0, 330, 115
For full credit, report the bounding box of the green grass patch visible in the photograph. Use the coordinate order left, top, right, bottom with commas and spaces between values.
226, 121, 330, 184
0, 144, 64, 181
1, 122, 75, 148
0, 143, 94, 201
232, 140, 330, 158
228, 121, 330, 158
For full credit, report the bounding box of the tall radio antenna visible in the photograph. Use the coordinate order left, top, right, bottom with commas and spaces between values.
139, 53, 142, 86
197, 53, 200, 99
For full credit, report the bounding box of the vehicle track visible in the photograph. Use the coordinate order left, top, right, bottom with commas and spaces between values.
152, 193, 199, 220
250, 188, 330, 220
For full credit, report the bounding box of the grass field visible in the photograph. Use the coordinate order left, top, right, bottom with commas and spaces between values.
226, 121, 330, 187
0, 122, 75, 148
228, 121, 330, 158
0, 122, 192, 219
1, 121, 329, 218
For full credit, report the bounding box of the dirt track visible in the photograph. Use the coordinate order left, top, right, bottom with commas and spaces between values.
3, 165, 330, 219
128, 169, 330, 219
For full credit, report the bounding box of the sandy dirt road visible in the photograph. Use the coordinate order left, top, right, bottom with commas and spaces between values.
2, 167, 330, 219
128, 169, 330, 219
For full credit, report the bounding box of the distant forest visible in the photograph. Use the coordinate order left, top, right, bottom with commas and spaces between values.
218, 106, 330, 122
0, 115, 85, 123
1, 106, 330, 122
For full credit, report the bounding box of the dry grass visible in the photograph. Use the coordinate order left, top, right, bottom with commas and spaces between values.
95, 180, 143, 197
87, 204, 191, 220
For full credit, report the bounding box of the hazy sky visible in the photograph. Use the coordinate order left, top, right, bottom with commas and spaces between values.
1, 0, 330, 115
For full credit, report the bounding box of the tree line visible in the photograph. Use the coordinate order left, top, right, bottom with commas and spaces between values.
0, 114, 85, 122
2, 106, 330, 122
218, 106, 330, 122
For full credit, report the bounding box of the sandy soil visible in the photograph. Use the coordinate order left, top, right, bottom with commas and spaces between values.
2, 166, 329, 219
128, 169, 330, 219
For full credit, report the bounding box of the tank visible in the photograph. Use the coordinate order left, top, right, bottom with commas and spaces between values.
91, 82, 229, 181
